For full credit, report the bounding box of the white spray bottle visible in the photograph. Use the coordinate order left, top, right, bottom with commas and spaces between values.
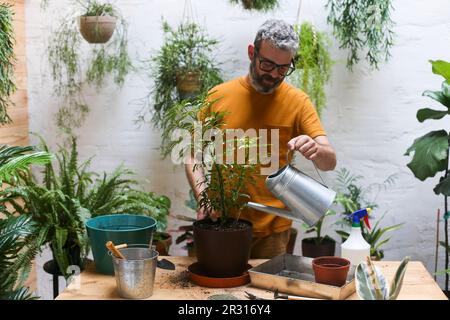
341, 208, 372, 266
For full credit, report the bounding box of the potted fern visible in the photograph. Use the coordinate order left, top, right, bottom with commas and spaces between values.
160, 95, 258, 278
79, 1, 117, 44
138, 20, 223, 129
0, 136, 170, 278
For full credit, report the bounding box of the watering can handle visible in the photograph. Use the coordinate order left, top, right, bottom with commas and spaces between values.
286, 150, 326, 186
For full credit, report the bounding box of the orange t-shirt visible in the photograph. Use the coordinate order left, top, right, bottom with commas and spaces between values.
202, 76, 327, 237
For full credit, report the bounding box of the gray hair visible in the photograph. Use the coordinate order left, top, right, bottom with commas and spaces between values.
254, 19, 299, 55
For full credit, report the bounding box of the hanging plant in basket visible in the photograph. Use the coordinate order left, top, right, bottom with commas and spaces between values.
137, 20, 223, 129
0, 3, 16, 125
46, 0, 132, 134
289, 22, 333, 117
79, 1, 117, 44
326, 0, 395, 70
229, 0, 279, 11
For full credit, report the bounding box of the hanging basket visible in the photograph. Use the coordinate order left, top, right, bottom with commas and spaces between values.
79, 15, 117, 44
176, 71, 202, 99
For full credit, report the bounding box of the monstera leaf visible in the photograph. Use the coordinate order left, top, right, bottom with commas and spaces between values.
405, 130, 449, 181
430, 60, 450, 82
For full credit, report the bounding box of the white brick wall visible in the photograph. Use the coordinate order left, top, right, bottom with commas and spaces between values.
25, 0, 450, 298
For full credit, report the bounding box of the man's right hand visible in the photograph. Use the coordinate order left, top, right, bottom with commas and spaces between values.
197, 206, 219, 222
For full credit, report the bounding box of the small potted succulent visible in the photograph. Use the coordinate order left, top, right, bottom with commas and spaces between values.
79, 1, 118, 44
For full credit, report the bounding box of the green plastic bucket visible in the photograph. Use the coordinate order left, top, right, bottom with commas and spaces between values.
86, 214, 157, 275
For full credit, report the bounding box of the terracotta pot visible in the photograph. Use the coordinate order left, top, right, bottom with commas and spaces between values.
79, 15, 117, 44
301, 236, 336, 258
153, 232, 172, 256
312, 256, 350, 287
193, 218, 252, 278
176, 71, 201, 99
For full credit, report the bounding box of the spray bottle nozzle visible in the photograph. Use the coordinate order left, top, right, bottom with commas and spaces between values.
351, 208, 371, 229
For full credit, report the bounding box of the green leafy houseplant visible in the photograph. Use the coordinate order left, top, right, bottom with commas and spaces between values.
333, 168, 403, 260
229, 0, 279, 11
326, 0, 395, 70
0, 3, 16, 125
404, 60, 450, 290
46, 0, 132, 134
356, 256, 409, 300
302, 211, 336, 245
137, 20, 223, 129
0, 136, 170, 278
289, 22, 333, 117
0, 145, 52, 300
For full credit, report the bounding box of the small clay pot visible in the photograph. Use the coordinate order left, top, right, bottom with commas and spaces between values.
312, 256, 350, 287
302, 236, 336, 258
153, 232, 172, 256
79, 15, 117, 44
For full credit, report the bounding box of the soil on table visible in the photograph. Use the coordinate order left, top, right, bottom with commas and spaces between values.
195, 218, 251, 232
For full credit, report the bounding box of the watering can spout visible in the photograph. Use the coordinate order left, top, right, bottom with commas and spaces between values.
246, 202, 295, 221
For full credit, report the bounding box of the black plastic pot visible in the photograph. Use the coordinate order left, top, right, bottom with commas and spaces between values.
193, 218, 252, 278
301, 236, 336, 258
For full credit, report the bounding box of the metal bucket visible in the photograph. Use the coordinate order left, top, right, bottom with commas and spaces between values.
111, 245, 158, 299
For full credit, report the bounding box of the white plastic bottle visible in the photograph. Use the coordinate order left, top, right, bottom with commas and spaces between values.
341, 208, 371, 266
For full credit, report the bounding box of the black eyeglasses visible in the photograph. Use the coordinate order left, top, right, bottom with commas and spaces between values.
254, 49, 296, 76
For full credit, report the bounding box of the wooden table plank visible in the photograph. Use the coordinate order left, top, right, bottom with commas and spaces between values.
56, 256, 448, 300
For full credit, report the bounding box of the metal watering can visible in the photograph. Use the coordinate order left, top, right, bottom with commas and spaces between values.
246, 151, 336, 226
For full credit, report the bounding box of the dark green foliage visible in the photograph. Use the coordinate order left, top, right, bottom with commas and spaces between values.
0, 135, 170, 278
137, 20, 223, 129
229, 0, 278, 11
290, 22, 333, 117
326, 0, 395, 70
0, 3, 16, 125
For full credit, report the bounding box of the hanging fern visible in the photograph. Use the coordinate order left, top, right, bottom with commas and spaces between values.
0, 3, 16, 125
326, 0, 395, 70
289, 22, 333, 117
229, 0, 279, 11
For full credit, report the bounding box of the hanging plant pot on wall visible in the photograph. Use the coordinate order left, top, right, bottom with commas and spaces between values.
230, 0, 279, 11
79, 15, 117, 44
176, 71, 202, 100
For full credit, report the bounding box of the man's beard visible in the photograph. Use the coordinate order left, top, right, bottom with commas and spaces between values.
249, 59, 284, 94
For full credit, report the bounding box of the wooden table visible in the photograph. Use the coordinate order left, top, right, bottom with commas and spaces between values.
56, 256, 448, 300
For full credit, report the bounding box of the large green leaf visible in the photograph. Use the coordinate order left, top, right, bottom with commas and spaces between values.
417, 108, 449, 122
405, 130, 449, 181
430, 60, 450, 82
389, 256, 410, 300
423, 81, 450, 109
434, 175, 450, 196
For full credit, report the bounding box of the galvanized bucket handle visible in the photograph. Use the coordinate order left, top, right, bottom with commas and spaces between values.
286, 150, 327, 187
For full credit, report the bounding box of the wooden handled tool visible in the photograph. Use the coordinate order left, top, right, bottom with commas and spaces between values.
106, 241, 126, 259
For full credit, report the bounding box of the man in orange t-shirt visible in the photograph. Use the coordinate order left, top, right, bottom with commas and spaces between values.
185, 19, 336, 258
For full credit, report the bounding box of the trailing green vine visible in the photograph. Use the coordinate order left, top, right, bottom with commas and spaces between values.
45, 0, 132, 134
0, 3, 16, 125
289, 22, 333, 117
229, 0, 279, 11
137, 20, 223, 129
326, 0, 395, 70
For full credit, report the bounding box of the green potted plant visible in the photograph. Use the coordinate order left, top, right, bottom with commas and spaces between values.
0, 4, 16, 125
404, 60, 450, 293
0, 136, 170, 278
333, 168, 403, 260
46, 0, 132, 134
137, 20, 223, 129
160, 95, 258, 278
301, 210, 336, 258
0, 145, 52, 300
229, 0, 279, 11
78, 1, 117, 44
289, 22, 333, 117
326, 0, 395, 70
